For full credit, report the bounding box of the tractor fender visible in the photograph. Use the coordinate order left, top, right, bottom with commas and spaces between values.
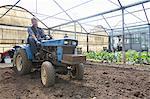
16, 45, 33, 60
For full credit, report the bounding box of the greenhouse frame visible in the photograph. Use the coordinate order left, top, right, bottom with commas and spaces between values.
0, 0, 150, 63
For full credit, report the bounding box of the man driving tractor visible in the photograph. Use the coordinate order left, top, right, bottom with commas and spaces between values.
27, 18, 51, 59
13, 17, 85, 87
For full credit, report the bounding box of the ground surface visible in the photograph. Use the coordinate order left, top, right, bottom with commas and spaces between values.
0, 63, 150, 99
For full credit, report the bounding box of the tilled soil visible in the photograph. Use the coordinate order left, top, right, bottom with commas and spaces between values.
0, 63, 150, 99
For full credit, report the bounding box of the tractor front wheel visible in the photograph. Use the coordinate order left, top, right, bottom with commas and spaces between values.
41, 61, 55, 87
72, 63, 84, 80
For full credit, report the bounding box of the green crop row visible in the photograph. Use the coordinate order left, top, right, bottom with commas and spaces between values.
84, 50, 150, 64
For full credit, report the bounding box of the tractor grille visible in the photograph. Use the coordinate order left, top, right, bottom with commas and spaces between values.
62, 46, 75, 54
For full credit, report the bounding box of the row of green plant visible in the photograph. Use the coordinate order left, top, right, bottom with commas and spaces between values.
84, 50, 150, 64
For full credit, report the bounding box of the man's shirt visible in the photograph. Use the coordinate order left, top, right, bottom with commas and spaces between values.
27, 26, 45, 40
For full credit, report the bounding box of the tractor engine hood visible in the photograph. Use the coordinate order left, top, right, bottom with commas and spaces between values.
41, 38, 78, 47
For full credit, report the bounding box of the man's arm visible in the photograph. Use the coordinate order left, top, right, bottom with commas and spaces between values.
40, 28, 52, 39
27, 27, 38, 41
38, 28, 45, 37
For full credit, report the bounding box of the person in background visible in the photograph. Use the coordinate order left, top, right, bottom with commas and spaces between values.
117, 38, 122, 51
27, 18, 50, 58
64, 34, 68, 38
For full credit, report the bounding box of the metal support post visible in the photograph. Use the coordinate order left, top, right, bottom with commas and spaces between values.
48, 29, 50, 35
87, 33, 89, 52
111, 29, 114, 51
74, 22, 77, 39
146, 26, 149, 62
122, 8, 126, 64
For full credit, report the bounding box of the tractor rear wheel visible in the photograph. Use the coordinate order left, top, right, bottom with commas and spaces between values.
72, 63, 84, 80
13, 48, 32, 75
41, 61, 55, 87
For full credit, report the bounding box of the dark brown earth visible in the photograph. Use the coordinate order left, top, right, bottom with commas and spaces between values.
0, 63, 150, 99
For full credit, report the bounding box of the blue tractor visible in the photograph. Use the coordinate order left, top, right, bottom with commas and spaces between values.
13, 38, 86, 87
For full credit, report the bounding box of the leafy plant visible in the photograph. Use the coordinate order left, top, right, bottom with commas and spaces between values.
84, 50, 150, 65
126, 50, 139, 64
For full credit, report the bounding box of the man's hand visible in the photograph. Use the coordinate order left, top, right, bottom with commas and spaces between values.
45, 35, 50, 40
45, 35, 53, 40
36, 40, 41, 47
36, 40, 40, 44
34, 38, 41, 46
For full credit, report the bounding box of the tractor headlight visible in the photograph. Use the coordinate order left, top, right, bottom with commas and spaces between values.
64, 41, 69, 45
72, 41, 77, 46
